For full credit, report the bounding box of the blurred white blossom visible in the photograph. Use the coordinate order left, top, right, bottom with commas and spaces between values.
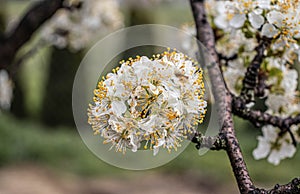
265, 57, 299, 114
253, 125, 296, 165
180, 23, 198, 56
262, 4, 300, 42
216, 29, 257, 58
254, 55, 300, 165
0, 70, 13, 110
87, 50, 207, 155
206, 0, 300, 48
223, 59, 247, 96
41, 0, 123, 51
203, 0, 300, 165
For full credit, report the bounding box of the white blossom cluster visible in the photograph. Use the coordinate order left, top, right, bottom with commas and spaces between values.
87, 50, 207, 155
210, 0, 300, 43
200, 0, 300, 165
253, 57, 300, 165
252, 125, 297, 165
41, 0, 123, 51
0, 70, 13, 111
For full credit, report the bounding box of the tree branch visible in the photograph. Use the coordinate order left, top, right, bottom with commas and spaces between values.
0, 0, 64, 70
232, 96, 300, 146
191, 132, 227, 150
233, 96, 300, 129
190, 0, 255, 193
240, 38, 271, 103
251, 178, 300, 194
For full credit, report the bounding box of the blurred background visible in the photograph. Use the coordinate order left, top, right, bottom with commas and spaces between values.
0, 0, 299, 193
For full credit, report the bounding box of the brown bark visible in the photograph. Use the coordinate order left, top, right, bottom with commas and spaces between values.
0, 0, 63, 70
190, 0, 300, 193
189, 0, 255, 193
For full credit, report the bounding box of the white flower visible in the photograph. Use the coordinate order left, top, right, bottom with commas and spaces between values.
265, 94, 289, 114
266, 10, 284, 28
208, 0, 265, 30
0, 70, 13, 110
223, 59, 247, 95
291, 125, 300, 143
216, 29, 257, 58
220, 0, 265, 29
230, 13, 247, 29
261, 23, 279, 38
253, 125, 296, 165
281, 69, 298, 95
267, 140, 296, 165
204, 0, 300, 165
88, 50, 207, 155
261, 2, 300, 43
248, 11, 265, 29
264, 56, 299, 116
103, 73, 127, 116
180, 24, 198, 56
257, 0, 271, 9
213, 1, 235, 30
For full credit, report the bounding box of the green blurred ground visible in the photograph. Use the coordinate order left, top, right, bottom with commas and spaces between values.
1, 113, 299, 186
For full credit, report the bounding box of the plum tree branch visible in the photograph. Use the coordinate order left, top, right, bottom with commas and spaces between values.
0, 0, 64, 70
190, 0, 299, 193
190, 0, 255, 193
233, 96, 300, 129
251, 178, 300, 194
232, 96, 300, 146
240, 37, 271, 103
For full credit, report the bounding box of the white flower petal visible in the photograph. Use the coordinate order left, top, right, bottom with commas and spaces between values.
268, 150, 281, 165
267, 10, 283, 28
114, 84, 126, 98
215, 15, 229, 30
253, 8, 263, 15
257, 0, 271, 9
279, 141, 296, 159
249, 12, 265, 29
153, 147, 160, 156
230, 14, 246, 28
261, 23, 278, 38
281, 69, 298, 94
111, 100, 126, 116
262, 125, 279, 141
253, 136, 271, 160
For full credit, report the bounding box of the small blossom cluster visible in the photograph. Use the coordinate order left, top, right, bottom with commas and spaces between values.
180, 23, 199, 56
41, 0, 123, 51
252, 57, 300, 165
252, 125, 297, 165
209, 0, 300, 45
87, 50, 207, 155
197, 0, 300, 165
